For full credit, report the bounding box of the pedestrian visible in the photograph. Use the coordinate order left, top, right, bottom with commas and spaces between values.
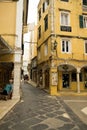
24, 74, 29, 81
1, 79, 13, 100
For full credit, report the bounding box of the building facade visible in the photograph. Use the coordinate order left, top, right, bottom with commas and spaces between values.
27, 24, 37, 81
0, 0, 29, 99
37, 0, 87, 95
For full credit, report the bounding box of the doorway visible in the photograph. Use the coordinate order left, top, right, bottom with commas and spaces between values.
62, 73, 70, 88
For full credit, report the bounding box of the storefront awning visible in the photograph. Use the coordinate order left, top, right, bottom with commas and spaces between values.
0, 36, 13, 55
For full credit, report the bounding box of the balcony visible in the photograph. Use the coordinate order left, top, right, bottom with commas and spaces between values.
60, 26, 72, 32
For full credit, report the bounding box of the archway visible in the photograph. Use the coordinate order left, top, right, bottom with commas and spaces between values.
58, 64, 77, 91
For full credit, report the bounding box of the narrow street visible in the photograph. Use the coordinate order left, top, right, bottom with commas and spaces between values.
0, 82, 87, 130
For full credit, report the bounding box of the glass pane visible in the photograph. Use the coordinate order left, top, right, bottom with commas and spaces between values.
85, 43, 87, 53
66, 41, 69, 52
62, 41, 65, 52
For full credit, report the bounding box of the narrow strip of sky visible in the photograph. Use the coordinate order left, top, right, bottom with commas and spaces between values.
28, 0, 40, 24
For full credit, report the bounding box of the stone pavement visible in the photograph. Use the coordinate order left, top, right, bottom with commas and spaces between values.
0, 98, 19, 120
0, 82, 87, 130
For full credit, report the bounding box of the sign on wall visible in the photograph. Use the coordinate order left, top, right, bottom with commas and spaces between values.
51, 72, 58, 85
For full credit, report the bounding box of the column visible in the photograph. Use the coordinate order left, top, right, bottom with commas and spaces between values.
50, 66, 58, 95
77, 68, 80, 93
13, 62, 21, 99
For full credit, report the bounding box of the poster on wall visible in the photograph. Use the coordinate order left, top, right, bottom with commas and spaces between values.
52, 72, 58, 85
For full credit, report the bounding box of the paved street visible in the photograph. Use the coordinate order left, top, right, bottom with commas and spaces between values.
0, 82, 87, 130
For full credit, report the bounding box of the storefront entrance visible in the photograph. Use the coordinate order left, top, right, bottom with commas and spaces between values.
62, 73, 69, 88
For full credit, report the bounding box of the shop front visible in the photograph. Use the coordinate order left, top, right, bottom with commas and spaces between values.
58, 64, 87, 92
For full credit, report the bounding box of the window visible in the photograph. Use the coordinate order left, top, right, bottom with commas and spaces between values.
61, 39, 71, 53
85, 40, 87, 53
38, 26, 41, 39
61, 0, 69, 2
84, 16, 87, 28
60, 12, 70, 26
43, 3, 45, 13
38, 48, 41, 59
44, 42, 48, 56
79, 15, 87, 28
38, 8, 41, 20
43, 0, 49, 13
83, 0, 87, 5
44, 15, 48, 31
47, 0, 49, 5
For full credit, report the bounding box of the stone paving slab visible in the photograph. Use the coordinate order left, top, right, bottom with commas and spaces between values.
0, 82, 87, 130
0, 98, 19, 120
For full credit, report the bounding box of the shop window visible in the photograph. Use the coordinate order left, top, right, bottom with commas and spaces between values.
80, 73, 83, 82
72, 72, 77, 81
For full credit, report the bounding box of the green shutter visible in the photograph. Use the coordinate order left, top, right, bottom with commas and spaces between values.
79, 15, 83, 28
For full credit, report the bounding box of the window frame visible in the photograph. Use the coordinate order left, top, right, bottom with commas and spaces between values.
60, 11, 70, 26
61, 39, 71, 53
83, 15, 87, 28
84, 40, 87, 54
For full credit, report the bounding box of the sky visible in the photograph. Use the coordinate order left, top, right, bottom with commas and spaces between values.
28, 0, 40, 24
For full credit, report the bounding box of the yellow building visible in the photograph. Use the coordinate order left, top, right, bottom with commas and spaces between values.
0, 0, 29, 99
28, 24, 37, 82
37, 0, 87, 95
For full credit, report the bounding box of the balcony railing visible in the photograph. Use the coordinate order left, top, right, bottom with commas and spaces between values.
82, 5, 87, 12
60, 26, 72, 32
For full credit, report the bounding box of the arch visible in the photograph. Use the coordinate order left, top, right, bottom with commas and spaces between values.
81, 64, 87, 70
58, 63, 76, 72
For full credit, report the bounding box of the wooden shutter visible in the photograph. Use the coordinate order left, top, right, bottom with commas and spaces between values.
79, 15, 83, 28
